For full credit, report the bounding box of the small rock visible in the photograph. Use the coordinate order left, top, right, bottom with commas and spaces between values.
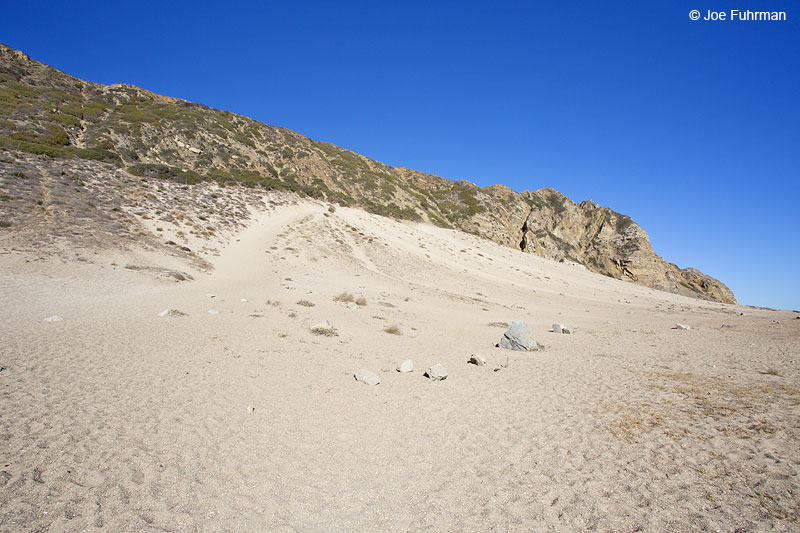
627, 311, 633, 315
208, 309, 219, 315
396, 360, 414, 373
468, 354, 486, 366
497, 320, 539, 351
552, 323, 564, 334
674, 324, 690, 330
345, 302, 358, 310
158, 309, 186, 317
206, 293, 216, 298
43, 315, 63, 322
425, 363, 448, 381
247, 405, 255, 413
354, 369, 380, 385
240, 298, 248, 303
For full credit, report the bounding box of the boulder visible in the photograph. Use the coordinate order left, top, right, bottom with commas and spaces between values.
354, 369, 380, 385
396, 359, 414, 373
468, 354, 486, 366
497, 320, 539, 351
425, 363, 448, 381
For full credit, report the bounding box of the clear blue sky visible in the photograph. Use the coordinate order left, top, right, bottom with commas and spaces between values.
3, 1, 798, 309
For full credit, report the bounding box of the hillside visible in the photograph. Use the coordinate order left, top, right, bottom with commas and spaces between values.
0, 42, 735, 303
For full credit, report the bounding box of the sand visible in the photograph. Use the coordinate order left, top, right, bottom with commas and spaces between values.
1, 194, 798, 531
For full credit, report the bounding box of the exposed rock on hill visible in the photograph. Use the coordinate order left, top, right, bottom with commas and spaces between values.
0, 43, 735, 303
519, 189, 736, 303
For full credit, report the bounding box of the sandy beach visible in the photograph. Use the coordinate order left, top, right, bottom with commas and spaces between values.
1, 191, 798, 531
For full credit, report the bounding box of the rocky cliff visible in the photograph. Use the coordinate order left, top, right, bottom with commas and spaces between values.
0, 43, 735, 303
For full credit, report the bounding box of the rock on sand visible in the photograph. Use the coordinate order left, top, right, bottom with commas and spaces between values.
498, 320, 539, 351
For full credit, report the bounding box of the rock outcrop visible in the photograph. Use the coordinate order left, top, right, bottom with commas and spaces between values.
0, 43, 735, 303
518, 189, 736, 303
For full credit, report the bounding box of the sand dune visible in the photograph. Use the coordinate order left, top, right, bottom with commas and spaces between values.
1, 193, 798, 531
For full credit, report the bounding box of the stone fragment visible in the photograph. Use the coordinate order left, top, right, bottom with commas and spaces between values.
354, 369, 380, 385
208, 309, 219, 315
396, 360, 414, 373
552, 323, 564, 334
497, 320, 539, 351
43, 315, 63, 322
468, 354, 486, 366
425, 363, 448, 381
675, 324, 690, 330
158, 309, 186, 317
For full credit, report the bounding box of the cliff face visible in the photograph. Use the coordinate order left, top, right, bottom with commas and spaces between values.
0, 43, 735, 303
519, 189, 736, 303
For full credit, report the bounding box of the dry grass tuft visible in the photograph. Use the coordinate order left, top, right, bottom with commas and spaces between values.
355, 297, 367, 306
296, 300, 315, 307
311, 326, 338, 337
333, 292, 354, 303
384, 324, 401, 335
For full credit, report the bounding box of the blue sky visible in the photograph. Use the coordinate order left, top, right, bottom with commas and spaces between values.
3, 1, 798, 309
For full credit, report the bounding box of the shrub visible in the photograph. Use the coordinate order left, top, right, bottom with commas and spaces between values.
333, 292, 354, 303
384, 324, 401, 335
296, 300, 315, 307
311, 326, 338, 336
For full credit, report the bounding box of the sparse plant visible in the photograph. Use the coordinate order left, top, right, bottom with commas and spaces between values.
0, 220, 11, 228
384, 324, 401, 335
297, 299, 315, 307
355, 297, 367, 306
333, 292, 355, 303
311, 326, 338, 336
328, 205, 336, 213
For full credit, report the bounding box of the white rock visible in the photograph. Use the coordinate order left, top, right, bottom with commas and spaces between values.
158, 309, 186, 317
208, 309, 219, 315
497, 321, 539, 351
552, 323, 564, 334
43, 315, 63, 322
345, 302, 358, 309
426, 363, 448, 381
396, 359, 414, 373
206, 293, 216, 298
675, 324, 690, 330
354, 369, 380, 385
240, 298, 248, 302
468, 354, 486, 366
311, 320, 334, 330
